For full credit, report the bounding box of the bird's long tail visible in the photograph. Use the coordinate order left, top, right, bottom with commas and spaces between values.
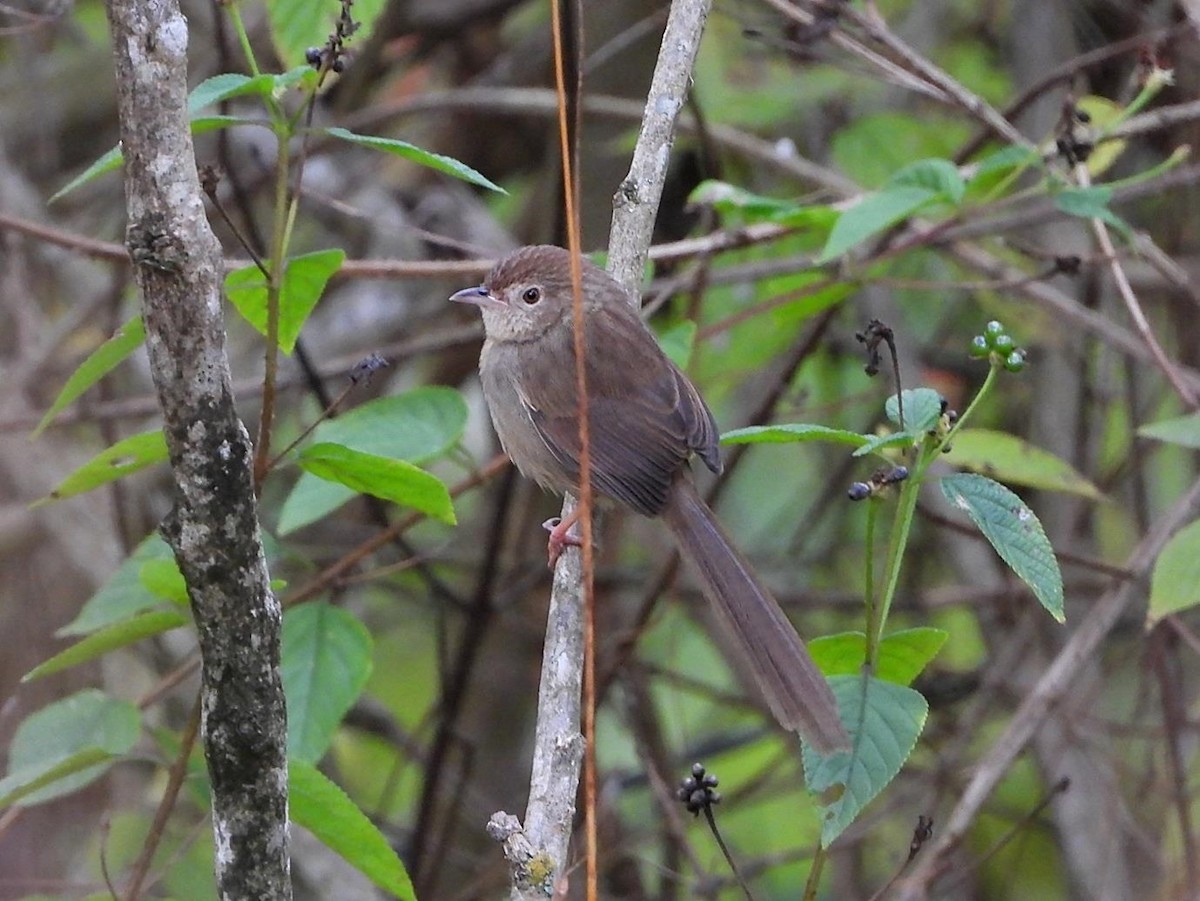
662, 476, 849, 753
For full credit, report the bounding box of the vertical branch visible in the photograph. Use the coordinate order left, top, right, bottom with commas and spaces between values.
496, 2, 714, 898
104, 2, 290, 899
608, 0, 714, 294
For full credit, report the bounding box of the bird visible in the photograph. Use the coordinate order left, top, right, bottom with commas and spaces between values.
451, 245, 849, 753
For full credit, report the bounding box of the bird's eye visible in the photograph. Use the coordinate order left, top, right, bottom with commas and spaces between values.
521, 286, 541, 305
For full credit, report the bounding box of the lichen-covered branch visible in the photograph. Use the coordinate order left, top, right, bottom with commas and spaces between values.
103, 1, 290, 898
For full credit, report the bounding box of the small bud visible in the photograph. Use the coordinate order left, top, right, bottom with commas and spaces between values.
1004, 350, 1027, 373
992, 334, 1015, 354
983, 320, 1004, 343
847, 482, 871, 501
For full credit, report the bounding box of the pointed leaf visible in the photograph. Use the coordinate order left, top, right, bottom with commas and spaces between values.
49, 146, 124, 203
24, 610, 189, 682
808, 628, 948, 686
279, 388, 467, 534
283, 603, 373, 763
0, 690, 140, 808
657, 320, 697, 369
945, 429, 1103, 499
324, 127, 504, 193
819, 185, 936, 262
1148, 518, 1200, 626
290, 759, 416, 900
891, 158, 965, 205
1138, 413, 1200, 449
804, 675, 927, 845
721, 423, 869, 448
225, 249, 345, 353
941, 473, 1064, 621
267, 0, 388, 70
60, 534, 177, 636
34, 316, 145, 436
187, 72, 278, 113
296, 443, 455, 525
32, 430, 168, 507
139, 558, 190, 605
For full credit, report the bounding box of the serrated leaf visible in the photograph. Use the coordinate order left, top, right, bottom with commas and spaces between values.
941, 473, 1064, 621
34, 316, 145, 437
278, 388, 467, 534
60, 534, 177, 636
1138, 413, 1200, 449
808, 628, 948, 686
945, 429, 1103, 500
325, 127, 504, 193
885, 388, 944, 432
32, 430, 168, 507
225, 249, 345, 353
24, 610, 189, 682
283, 603, 373, 763
720, 423, 869, 448
1147, 518, 1200, 626
290, 759, 416, 900
0, 690, 140, 808
296, 443, 456, 525
657, 320, 697, 369
891, 158, 965, 205
803, 675, 927, 845
819, 185, 937, 263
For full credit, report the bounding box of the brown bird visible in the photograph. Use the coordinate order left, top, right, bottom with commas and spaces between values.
451, 245, 849, 753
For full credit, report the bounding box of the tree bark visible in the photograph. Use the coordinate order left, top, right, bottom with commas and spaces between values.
103, 1, 291, 898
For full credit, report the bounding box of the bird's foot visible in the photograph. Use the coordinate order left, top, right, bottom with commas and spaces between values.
543, 513, 583, 568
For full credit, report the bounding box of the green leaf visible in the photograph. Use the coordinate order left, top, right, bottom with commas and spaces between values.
1138, 413, 1200, 449
945, 429, 1103, 500
290, 759, 416, 900
803, 675, 927, 845
941, 474, 1065, 622
60, 534, 177, 636
225, 249, 345, 353
819, 185, 937, 263
187, 72, 277, 113
33, 316, 145, 437
49, 145, 124, 203
657, 320, 697, 369
0, 690, 140, 808
808, 628, 948, 686
278, 388, 467, 534
24, 610, 189, 682
1055, 185, 1113, 219
324, 127, 504, 193
891, 158, 965, 205
885, 388, 944, 433
32, 430, 168, 507
687, 180, 838, 229
267, 0, 388, 70
296, 443, 456, 525
970, 145, 1041, 181
720, 423, 869, 448
139, 558, 190, 605
283, 603, 373, 763
852, 431, 921, 458
1148, 518, 1200, 625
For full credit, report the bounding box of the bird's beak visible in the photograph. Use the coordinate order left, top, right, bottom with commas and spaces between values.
449, 285, 507, 312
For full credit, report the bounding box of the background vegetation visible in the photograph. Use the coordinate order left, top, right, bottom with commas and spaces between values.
2, 0, 1200, 898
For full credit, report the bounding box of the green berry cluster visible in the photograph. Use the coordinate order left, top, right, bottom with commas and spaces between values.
970, 321, 1026, 372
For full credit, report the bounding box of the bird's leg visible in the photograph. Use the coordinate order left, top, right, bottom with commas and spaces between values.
543, 508, 583, 568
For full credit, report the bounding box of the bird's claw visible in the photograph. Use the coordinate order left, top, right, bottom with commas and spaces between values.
543, 516, 583, 568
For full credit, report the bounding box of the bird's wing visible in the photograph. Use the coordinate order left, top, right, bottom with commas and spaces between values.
519, 303, 720, 516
